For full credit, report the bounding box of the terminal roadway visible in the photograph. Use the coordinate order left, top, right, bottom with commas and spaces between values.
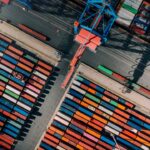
0, 0, 150, 150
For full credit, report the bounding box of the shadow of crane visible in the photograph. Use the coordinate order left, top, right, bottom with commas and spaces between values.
103, 27, 150, 91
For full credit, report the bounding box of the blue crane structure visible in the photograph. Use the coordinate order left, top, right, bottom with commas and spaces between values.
62, 0, 117, 88
74, 0, 117, 43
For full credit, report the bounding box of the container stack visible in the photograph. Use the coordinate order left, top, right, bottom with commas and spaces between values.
131, 0, 150, 35
97, 65, 150, 99
117, 0, 143, 27
0, 33, 54, 149
37, 70, 150, 150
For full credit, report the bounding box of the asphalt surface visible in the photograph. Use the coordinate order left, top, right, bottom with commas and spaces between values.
0, 0, 150, 150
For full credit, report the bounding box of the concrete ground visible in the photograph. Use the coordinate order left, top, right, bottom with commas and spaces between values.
0, 0, 150, 150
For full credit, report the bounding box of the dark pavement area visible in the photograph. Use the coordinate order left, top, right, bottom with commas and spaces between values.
0, 0, 150, 149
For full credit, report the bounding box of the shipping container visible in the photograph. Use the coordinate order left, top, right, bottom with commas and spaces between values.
8, 45, 23, 56
18, 24, 48, 41
0, 33, 13, 43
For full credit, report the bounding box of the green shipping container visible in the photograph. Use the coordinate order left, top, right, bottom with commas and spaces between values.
24, 54, 38, 63
110, 100, 118, 107
76, 75, 84, 82
122, 3, 138, 14
5, 89, 19, 99
0, 75, 8, 82
97, 65, 113, 75
8, 120, 22, 129
85, 93, 100, 103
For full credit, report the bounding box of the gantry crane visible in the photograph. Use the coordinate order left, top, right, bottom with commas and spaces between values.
61, 0, 117, 88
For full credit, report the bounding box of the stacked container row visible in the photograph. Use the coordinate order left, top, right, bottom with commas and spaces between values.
131, 0, 150, 35
97, 65, 150, 99
117, 0, 143, 26
38, 73, 150, 150
0, 33, 54, 149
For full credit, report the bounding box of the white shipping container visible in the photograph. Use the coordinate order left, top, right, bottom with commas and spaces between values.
98, 105, 113, 115
104, 125, 120, 135
57, 146, 65, 150
66, 93, 73, 100
118, 8, 135, 20
124, 1, 141, 10
0, 52, 3, 57
57, 111, 71, 122
108, 122, 123, 132
17, 101, 31, 111
0, 64, 12, 73
71, 85, 86, 95
88, 105, 95, 111
3, 93, 17, 104
33, 70, 48, 80
6, 85, 21, 95
54, 116, 69, 126
117, 17, 132, 26
24, 88, 38, 98
141, 145, 149, 150
72, 80, 81, 86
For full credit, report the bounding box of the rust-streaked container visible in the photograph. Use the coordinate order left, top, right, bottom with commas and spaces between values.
0, 33, 13, 43
1, 58, 16, 69
38, 60, 53, 71
8, 45, 23, 56
28, 79, 43, 90
4, 50, 20, 60
19, 57, 34, 68
8, 80, 23, 91
35, 66, 51, 76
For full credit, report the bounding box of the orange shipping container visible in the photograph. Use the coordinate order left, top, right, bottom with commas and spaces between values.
8, 45, 23, 56
73, 114, 88, 124
76, 111, 91, 121
49, 126, 64, 136
13, 111, 27, 120
83, 97, 98, 107
29, 79, 43, 89
96, 144, 106, 150
1, 59, 16, 69
44, 133, 59, 144
0, 33, 13, 43
93, 114, 108, 124
98, 140, 113, 150
0, 86, 5, 91
64, 133, 79, 144
21, 92, 36, 103
35, 66, 50, 76
38, 147, 44, 150
17, 62, 32, 72
80, 84, 89, 91
138, 132, 150, 142
9, 80, 23, 91
42, 138, 57, 148
4, 50, 20, 60
19, 57, 34, 68
66, 129, 81, 140
88, 122, 102, 131
86, 128, 101, 138
79, 141, 94, 150
81, 136, 96, 147
0, 141, 11, 149
122, 130, 136, 139
38, 61, 53, 71
59, 142, 74, 150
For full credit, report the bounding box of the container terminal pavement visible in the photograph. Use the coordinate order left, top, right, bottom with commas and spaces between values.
0, 4, 150, 150
0, 23, 150, 150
